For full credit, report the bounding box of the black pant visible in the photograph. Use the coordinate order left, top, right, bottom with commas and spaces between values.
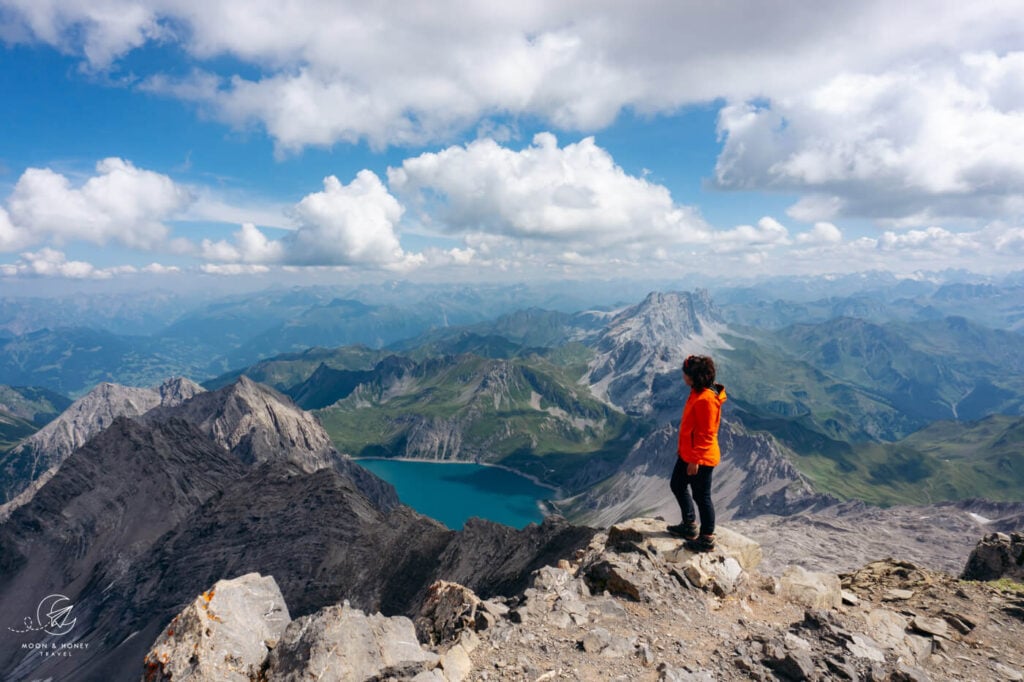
670, 459, 715, 536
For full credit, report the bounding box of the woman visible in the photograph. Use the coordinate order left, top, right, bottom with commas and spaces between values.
668, 354, 726, 552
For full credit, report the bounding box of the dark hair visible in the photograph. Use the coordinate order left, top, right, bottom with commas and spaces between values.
682, 355, 716, 391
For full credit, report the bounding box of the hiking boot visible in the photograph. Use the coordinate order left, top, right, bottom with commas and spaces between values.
667, 522, 698, 540
685, 534, 715, 553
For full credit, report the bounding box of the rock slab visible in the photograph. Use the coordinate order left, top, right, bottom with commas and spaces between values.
143, 572, 290, 681
266, 602, 439, 681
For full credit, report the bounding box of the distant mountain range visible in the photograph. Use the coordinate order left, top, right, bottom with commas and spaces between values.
1, 279, 1022, 511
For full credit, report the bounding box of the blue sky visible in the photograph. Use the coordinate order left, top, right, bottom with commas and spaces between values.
1, 1, 1023, 285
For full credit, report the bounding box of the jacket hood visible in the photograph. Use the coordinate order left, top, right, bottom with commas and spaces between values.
706, 383, 727, 404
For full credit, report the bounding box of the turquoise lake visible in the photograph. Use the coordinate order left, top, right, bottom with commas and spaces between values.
355, 459, 552, 530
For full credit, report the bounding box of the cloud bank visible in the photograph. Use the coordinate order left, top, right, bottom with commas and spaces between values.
2, 1, 1023, 278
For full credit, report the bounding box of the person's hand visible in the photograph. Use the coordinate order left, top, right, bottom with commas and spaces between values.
687, 462, 698, 476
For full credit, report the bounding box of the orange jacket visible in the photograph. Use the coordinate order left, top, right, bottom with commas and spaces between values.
677, 384, 727, 467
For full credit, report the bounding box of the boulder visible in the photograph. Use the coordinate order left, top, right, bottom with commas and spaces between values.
265, 602, 439, 681
607, 518, 762, 573
415, 580, 487, 646
682, 553, 744, 596
143, 573, 290, 682
961, 532, 1024, 582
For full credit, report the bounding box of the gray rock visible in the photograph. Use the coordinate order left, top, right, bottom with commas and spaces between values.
846, 635, 886, 663
884, 588, 915, 601
265, 603, 439, 681
438, 642, 473, 682
781, 565, 842, 609
585, 558, 647, 601
581, 627, 614, 653
658, 662, 717, 681
532, 565, 574, 591
911, 615, 949, 639
865, 608, 908, 649
681, 553, 744, 596
416, 580, 485, 646
961, 532, 1024, 582
824, 655, 860, 680
763, 641, 817, 681
992, 661, 1024, 681
142, 572, 290, 681
893, 662, 932, 682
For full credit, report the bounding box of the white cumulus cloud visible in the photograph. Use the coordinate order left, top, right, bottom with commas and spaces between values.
0, 248, 135, 279
198, 171, 415, 269
389, 133, 710, 252
4, 157, 190, 250
715, 53, 1024, 225
796, 222, 843, 245
287, 171, 408, 266
198, 263, 270, 275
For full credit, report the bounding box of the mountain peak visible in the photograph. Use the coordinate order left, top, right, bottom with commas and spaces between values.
146, 376, 338, 473
585, 290, 729, 415
158, 376, 205, 406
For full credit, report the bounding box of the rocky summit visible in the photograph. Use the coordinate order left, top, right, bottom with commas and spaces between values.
141, 518, 1024, 681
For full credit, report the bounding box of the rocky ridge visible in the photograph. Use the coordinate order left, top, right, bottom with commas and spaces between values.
0, 377, 204, 504
142, 518, 1024, 681
143, 375, 334, 472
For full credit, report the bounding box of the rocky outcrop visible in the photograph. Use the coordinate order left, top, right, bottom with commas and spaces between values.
157, 376, 205, 406
962, 532, 1024, 582
135, 519, 1024, 682
0, 377, 204, 504
143, 573, 290, 682
143, 578, 486, 682
461, 529, 1024, 681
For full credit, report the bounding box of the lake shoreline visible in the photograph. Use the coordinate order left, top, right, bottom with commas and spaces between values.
353, 456, 564, 529
353, 456, 563, 497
